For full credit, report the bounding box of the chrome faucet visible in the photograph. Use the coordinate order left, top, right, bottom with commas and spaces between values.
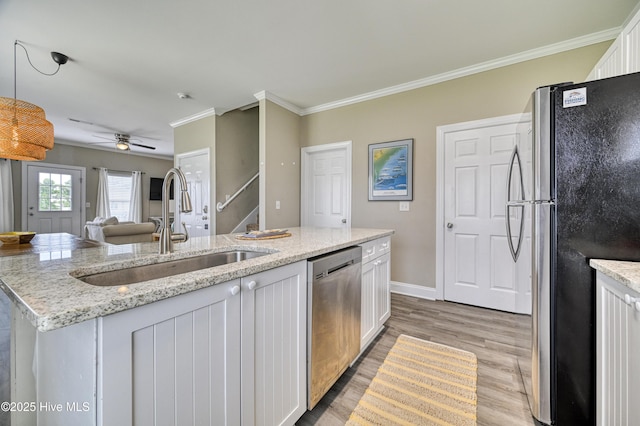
159, 167, 193, 254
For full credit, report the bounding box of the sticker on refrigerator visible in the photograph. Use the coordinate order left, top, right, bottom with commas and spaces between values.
562, 87, 587, 108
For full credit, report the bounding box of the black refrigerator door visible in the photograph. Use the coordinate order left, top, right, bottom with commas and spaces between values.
553, 71, 640, 425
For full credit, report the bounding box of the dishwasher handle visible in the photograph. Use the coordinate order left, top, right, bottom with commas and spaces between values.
327, 259, 355, 276
313, 260, 355, 281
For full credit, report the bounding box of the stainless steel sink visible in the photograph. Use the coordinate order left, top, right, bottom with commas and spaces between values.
78, 250, 268, 286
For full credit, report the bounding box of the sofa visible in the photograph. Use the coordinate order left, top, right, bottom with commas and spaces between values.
84, 217, 156, 245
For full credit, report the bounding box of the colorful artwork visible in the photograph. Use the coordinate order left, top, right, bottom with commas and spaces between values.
368, 139, 413, 201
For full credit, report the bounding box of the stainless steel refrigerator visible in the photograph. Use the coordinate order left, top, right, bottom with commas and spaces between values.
505, 71, 640, 425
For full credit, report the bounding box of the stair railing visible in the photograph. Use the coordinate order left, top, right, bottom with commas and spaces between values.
216, 172, 259, 212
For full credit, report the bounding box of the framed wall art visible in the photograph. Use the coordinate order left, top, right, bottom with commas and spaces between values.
368, 138, 413, 201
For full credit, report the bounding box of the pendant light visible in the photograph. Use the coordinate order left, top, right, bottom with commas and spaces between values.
0, 41, 69, 161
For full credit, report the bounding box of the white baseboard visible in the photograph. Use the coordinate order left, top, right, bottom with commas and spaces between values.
390, 281, 438, 300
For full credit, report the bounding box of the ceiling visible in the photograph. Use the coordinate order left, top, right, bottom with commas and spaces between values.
1, 0, 639, 159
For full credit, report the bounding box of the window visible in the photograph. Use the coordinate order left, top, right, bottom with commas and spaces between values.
39, 172, 72, 211
107, 172, 133, 221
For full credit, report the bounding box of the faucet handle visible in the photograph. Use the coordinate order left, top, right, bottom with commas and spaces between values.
181, 222, 189, 242
170, 222, 190, 243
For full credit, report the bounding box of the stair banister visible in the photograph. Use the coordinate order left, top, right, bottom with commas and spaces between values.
216, 172, 259, 212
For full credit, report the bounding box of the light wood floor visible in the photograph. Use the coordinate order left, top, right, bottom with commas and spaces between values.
297, 293, 535, 426
0, 292, 534, 426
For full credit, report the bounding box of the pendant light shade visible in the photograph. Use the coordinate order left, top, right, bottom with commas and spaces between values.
0, 97, 54, 161
0, 41, 67, 162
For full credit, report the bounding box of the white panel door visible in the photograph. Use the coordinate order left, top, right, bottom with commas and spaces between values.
301, 141, 351, 228
443, 121, 531, 313
176, 149, 211, 237
23, 163, 85, 236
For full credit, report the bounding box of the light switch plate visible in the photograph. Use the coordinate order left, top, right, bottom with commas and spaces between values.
399, 202, 410, 211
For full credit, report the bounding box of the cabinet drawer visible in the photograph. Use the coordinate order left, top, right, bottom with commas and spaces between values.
360, 236, 391, 263
375, 237, 391, 256
360, 240, 377, 263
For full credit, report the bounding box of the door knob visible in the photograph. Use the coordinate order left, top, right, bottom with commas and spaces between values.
342, 219, 347, 224
447, 222, 454, 229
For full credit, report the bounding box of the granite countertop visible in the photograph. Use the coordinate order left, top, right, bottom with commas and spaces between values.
590, 259, 640, 294
0, 227, 393, 332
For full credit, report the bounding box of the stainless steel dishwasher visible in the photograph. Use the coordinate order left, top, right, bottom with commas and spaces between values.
307, 246, 362, 409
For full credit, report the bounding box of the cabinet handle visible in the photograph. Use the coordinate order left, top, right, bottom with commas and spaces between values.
230, 285, 240, 296
247, 280, 257, 290
381, 243, 389, 249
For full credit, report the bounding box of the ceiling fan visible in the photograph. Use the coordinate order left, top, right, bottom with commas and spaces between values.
91, 133, 157, 151
68, 118, 157, 152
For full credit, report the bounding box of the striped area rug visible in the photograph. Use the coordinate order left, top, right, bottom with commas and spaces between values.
347, 334, 478, 426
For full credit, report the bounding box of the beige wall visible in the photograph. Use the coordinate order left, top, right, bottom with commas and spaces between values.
300, 42, 611, 288
10, 142, 173, 230
260, 100, 301, 229
216, 108, 259, 234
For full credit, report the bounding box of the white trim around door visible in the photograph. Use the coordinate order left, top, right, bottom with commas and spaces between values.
301, 141, 352, 228
21, 162, 87, 236
436, 113, 530, 304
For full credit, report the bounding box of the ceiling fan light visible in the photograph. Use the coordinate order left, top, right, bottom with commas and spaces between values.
116, 141, 130, 150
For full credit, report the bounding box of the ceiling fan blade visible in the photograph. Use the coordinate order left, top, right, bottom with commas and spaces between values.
130, 142, 156, 150
70, 118, 120, 132
91, 134, 116, 141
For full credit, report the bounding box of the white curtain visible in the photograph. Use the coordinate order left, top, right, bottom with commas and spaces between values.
128, 171, 142, 223
96, 168, 111, 219
0, 159, 14, 232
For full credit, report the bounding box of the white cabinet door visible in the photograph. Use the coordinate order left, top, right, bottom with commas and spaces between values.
241, 261, 307, 426
98, 280, 241, 426
359, 238, 392, 352
623, 8, 640, 74
596, 272, 640, 426
588, 37, 624, 80
375, 252, 391, 326
360, 260, 377, 349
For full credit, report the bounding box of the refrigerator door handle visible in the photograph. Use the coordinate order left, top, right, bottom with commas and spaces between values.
505, 145, 526, 262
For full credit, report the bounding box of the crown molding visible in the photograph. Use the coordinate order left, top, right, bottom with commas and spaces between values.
169, 107, 217, 128
254, 91, 304, 115
167, 28, 622, 121
300, 27, 621, 116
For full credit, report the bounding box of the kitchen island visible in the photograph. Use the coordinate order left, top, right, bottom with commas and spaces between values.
1, 227, 393, 426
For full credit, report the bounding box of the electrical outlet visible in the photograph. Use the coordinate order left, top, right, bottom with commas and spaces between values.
276, 200, 281, 210
399, 202, 410, 211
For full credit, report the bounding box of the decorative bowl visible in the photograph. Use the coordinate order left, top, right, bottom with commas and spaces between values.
0, 232, 36, 244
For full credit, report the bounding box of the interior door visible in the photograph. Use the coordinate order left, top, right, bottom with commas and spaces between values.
23, 163, 85, 236
301, 141, 351, 228
176, 149, 211, 237
443, 120, 531, 314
